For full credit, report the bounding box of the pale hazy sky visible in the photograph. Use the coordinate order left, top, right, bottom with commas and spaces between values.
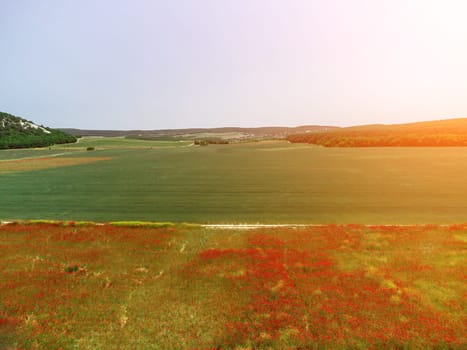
1, 0, 467, 129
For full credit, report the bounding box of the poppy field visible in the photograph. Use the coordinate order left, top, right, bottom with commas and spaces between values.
0, 222, 465, 349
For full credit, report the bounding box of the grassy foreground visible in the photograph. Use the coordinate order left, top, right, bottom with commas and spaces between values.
0, 222, 465, 349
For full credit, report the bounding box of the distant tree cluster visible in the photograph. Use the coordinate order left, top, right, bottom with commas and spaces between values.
288, 133, 467, 147
194, 138, 229, 146
287, 119, 467, 147
0, 111, 76, 149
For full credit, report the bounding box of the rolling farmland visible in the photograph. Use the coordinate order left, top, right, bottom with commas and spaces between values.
2, 138, 467, 223
1, 138, 466, 349
3, 0, 467, 348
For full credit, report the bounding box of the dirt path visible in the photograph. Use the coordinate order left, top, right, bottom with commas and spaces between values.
203, 224, 318, 229
202, 223, 448, 229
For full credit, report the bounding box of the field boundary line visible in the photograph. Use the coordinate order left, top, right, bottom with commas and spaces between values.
0, 152, 81, 162
0, 220, 463, 229
201, 223, 458, 229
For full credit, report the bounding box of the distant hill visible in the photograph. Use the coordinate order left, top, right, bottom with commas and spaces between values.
60, 125, 340, 140
0, 111, 76, 149
288, 118, 467, 147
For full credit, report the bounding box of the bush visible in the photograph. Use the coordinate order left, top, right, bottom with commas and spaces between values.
64, 265, 80, 273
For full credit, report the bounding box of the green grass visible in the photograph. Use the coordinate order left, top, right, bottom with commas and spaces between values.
55, 136, 191, 149
3, 138, 467, 223
0, 148, 76, 160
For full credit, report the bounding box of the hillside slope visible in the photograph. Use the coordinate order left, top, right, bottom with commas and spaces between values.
0, 111, 76, 149
288, 118, 467, 146
60, 125, 340, 139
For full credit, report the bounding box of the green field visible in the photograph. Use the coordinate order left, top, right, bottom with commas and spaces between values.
2, 138, 467, 223
1, 139, 466, 349
57, 136, 192, 149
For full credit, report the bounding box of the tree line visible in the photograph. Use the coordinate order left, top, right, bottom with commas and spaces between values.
287, 119, 467, 147
287, 132, 467, 147
0, 111, 76, 149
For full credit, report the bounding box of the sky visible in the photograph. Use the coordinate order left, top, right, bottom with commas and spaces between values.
1, 0, 467, 130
